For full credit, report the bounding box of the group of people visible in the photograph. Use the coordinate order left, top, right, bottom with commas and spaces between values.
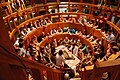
12, 15, 120, 80
14, 15, 119, 64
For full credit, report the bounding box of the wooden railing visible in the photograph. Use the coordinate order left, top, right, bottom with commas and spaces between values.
1, 2, 120, 32
0, 2, 12, 15
80, 58, 120, 80
0, 4, 120, 80
7, 12, 113, 55
9, 13, 119, 42
38, 33, 95, 54
0, 40, 119, 80
24, 22, 108, 54
0, 46, 62, 80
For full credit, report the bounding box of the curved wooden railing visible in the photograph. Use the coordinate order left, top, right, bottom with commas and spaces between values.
0, 2, 12, 15
24, 22, 108, 54
80, 58, 120, 80
9, 12, 115, 54
0, 41, 120, 80
1, 2, 120, 32
0, 2, 120, 80
0, 44, 62, 80
0, 30, 119, 80
38, 33, 95, 54
2, 2, 120, 19
24, 22, 84, 48
9, 12, 120, 41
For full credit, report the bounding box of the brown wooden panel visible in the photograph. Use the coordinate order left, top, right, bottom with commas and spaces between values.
93, 29, 104, 41
31, 69, 41, 80
0, 63, 16, 80
10, 65, 26, 80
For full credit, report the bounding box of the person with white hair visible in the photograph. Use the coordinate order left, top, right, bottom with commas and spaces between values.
63, 37, 70, 44
56, 50, 65, 67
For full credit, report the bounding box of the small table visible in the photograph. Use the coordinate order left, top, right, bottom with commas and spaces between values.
56, 45, 80, 67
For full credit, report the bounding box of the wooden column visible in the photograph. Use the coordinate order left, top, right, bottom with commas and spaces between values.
68, 0, 70, 12
57, 0, 60, 13
78, 0, 82, 12
17, 15, 21, 25
12, 18, 17, 28
92, 0, 95, 4
114, 15, 117, 24
108, 0, 111, 7
45, 0, 48, 14
2, 0, 4, 2
45, 0, 47, 3
68, 0, 70, 18
57, 0, 60, 22
80, 0, 82, 3
117, 0, 120, 10
7, 3, 13, 13
26, 11, 31, 20
7, 19, 13, 31
31, 0, 35, 6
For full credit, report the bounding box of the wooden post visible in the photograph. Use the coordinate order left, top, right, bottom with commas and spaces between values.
17, 15, 21, 25
114, 15, 117, 24
68, 0, 70, 12
68, 0, 70, 18
92, 0, 95, 4
12, 18, 17, 28
7, 2, 13, 14
7, 19, 13, 32
57, 0, 60, 13
31, 0, 35, 6
117, 0, 120, 10
45, 0, 47, 4
5, 9, 9, 16
27, 13, 30, 20
108, 0, 111, 7
2, 0, 4, 2
45, 0, 48, 14
80, 0, 82, 3
78, 0, 82, 13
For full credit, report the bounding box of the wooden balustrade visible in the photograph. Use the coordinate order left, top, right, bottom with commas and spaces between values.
38, 33, 95, 54
24, 21, 109, 55
24, 27, 44, 48
9, 13, 119, 43
0, 2, 12, 14
0, 11, 62, 80
78, 58, 120, 80
0, 46, 62, 80
81, 60, 120, 80
39, 33, 94, 49
23, 21, 108, 54
0, 5, 120, 80
1, 2, 119, 33
0, 3, 120, 80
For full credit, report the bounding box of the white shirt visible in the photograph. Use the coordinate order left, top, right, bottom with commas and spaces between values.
56, 53, 65, 67
73, 46, 78, 57
107, 34, 115, 41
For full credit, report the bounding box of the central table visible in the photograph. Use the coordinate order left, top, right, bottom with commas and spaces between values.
56, 45, 80, 67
